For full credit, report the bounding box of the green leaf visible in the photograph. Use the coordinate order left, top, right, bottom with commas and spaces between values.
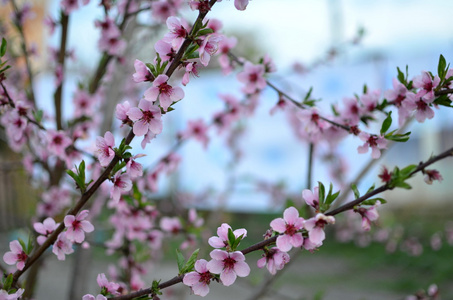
397, 67, 405, 84
227, 228, 236, 249
380, 111, 392, 135
3, 273, 13, 291
196, 28, 214, 37
351, 183, 360, 199
232, 233, 244, 250
433, 94, 452, 107
394, 181, 412, 189
151, 280, 162, 295
361, 198, 387, 206
176, 249, 185, 273
317, 181, 325, 204
385, 131, 411, 142
365, 184, 375, 194
32, 110, 43, 123
182, 249, 200, 273
400, 164, 417, 177
18, 238, 26, 252
438, 54, 447, 79
0, 38, 7, 57
27, 236, 33, 255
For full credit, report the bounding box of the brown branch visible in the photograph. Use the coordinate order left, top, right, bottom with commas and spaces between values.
326, 146, 453, 216
10, 0, 36, 107
53, 11, 69, 130
12, 130, 135, 285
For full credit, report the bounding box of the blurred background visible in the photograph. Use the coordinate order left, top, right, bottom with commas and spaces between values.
1, 0, 453, 299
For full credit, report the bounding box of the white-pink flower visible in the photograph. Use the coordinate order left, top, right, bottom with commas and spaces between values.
183, 259, 213, 297
110, 173, 132, 203
96, 131, 115, 167
208, 223, 247, 249
0, 288, 24, 300
34, 217, 59, 245
412, 71, 440, 101
257, 247, 290, 275
302, 186, 320, 211
304, 213, 335, 246
198, 34, 222, 66
180, 119, 210, 149
354, 202, 380, 231
3, 240, 28, 271
47, 130, 72, 159
82, 294, 107, 300
206, 249, 250, 286
357, 132, 388, 159
132, 59, 154, 83
144, 74, 184, 111
270, 207, 304, 252
403, 91, 435, 123
64, 210, 94, 243
97, 273, 120, 295
234, 0, 249, 10
127, 99, 163, 137
160, 217, 182, 234
237, 62, 267, 94
52, 232, 74, 260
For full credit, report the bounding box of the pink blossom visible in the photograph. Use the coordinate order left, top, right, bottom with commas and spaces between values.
52, 232, 74, 260
0, 288, 24, 300
360, 89, 380, 113
340, 97, 362, 126
183, 259, 213, 297
354, 202, 380, 231
115, 100, 132, 126
180, 119, 210, 148
424, 169, 443, 185
151, 0, 183, 23
144, 74, 184, 111
208, 223, 247, 249
47, 130, 72, 159
302, 186, 319, 211
127, 99, 163, 137
384, 78, 409, 126
98, 33, 126, 57
237, 62, 267, 94
110, 173, 132, 203
206, 250, 250, 286
403, 91, 435, 123
270, 207, 304, 252
198, 34, 223, 67
163, 16, 189, 50
234, 0, 249, 10
304, 213, 335, 246
182, 62, 199, 86
96, 131, 116, 167
97, 273, 120, 295
218, 36, 237, 74
188, 208, 204, 228
154, 39, 176, 62
73, 89, 95, 118
357, 132, 387, 159
297, 107, 330, 138
126, 154, 144, 178
160, 217, 182, 234
64, 210, 94, 243
3, 240, 28, 271
82, 295, 107, 300
132, 59, 154, 83
257, 247, 290, 275
147, 230, 164, 250
412, 71, 440, 101
34, 217, 59, 245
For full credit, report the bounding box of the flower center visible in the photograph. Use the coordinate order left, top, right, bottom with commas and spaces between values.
285, 224, 297, 236
223, 257, 236, 270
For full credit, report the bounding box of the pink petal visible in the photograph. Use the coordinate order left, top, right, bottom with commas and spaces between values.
233, 261, 250, 277
206, 259, 224, 274
220, 268, 237, 286
283, 207, 299, 224
127, 107, 143, 121
209, 249, 228, 260
3, 252, 18, 265
194, 259, 208, 273
290, 233, 304, 248
144, 87, 159, 102
270, 218, 286, 233
208, 236, 225, 248
133, 120, 149, 136
183, 272, 201, 286
276, 234, 292, 252
10, 240, 22, 253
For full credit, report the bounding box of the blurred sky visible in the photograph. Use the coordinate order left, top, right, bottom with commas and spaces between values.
39, 0, 453, 211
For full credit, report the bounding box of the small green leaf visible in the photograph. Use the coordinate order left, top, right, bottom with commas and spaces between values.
351, 183, 360, 199
397, 67, 405, 84
32, 110, 43, 123
232, 233, 244, 250
317, 181, 325, 204
182, 248, 199, 273
0, 38, 7, 57
3, 273, 13, 291
385, 131, 411, 142
394, 181, 412, 189
361, 198, 387, 206
176, 249, 185, 273
196, 28, 214, 37
438, 54, 447, 79
227, 228, 235, 249
380, 111, 392, 135
400, 164, 417, 176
